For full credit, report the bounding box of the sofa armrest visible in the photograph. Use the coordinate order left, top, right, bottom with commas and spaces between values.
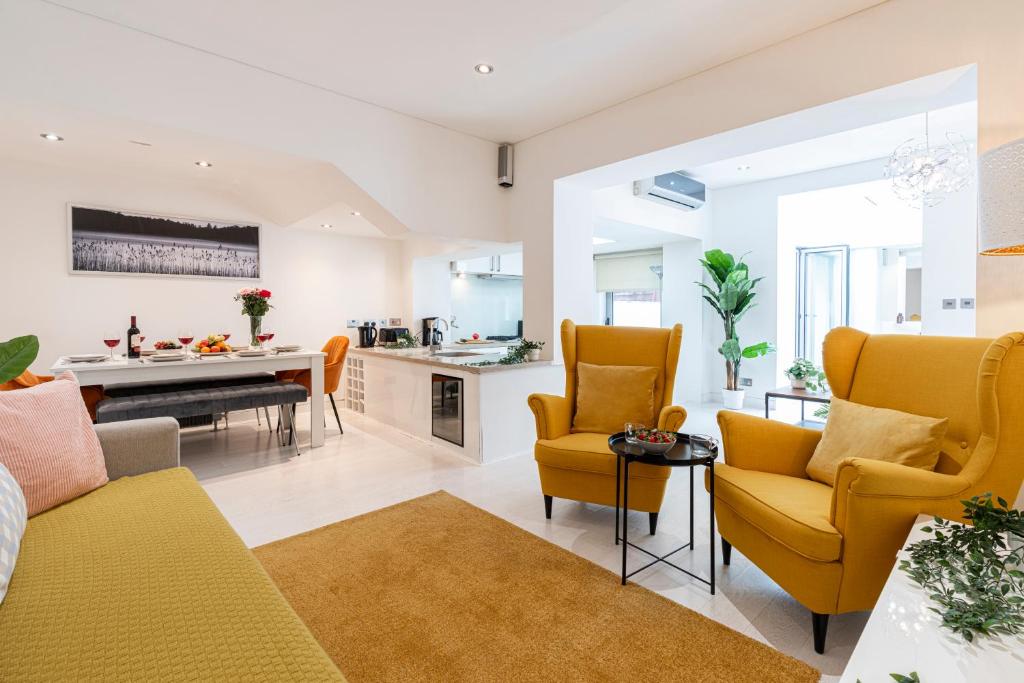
830, 457, 971, 531
716, 411, 822, 478
95, 417, 181, 479
528, 393, 572, 440
657, 405, 687, 432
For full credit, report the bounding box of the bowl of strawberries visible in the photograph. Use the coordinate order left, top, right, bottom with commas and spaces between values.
627, 428, 677, 454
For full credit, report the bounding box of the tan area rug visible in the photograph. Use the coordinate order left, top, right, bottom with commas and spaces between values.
255, 491, 819, 683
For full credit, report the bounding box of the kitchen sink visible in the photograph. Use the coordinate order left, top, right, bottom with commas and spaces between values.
431, 351, 483, 358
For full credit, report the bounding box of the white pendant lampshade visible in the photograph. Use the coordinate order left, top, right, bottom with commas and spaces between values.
979, 137, 1024, 255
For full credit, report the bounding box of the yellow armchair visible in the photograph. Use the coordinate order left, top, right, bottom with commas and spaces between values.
708, 327, 1024, 653
529, 319, 687, 533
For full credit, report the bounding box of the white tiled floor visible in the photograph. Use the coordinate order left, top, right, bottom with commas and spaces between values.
189, 401, 864, 681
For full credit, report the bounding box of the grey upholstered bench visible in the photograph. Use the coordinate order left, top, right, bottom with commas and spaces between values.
95, 381, 308, 455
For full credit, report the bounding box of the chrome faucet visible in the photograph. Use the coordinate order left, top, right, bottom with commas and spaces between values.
429, 317, 450, 354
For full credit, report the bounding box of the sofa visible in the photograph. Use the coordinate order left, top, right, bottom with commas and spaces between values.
0, 417, 344, 681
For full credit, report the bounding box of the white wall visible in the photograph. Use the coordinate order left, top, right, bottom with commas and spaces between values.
0, 159, 402, 373
511, 0, 1024, 354
923, 187, 977, 336
661, 239, 705, 405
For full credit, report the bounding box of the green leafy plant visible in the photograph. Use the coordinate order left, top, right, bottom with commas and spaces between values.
784, 358, 828, 392
518, 339, 545, 352
0, 335, 40, 384
697, 249, 774, 391
899, 493, 1024, 642
388, 332, 418, 349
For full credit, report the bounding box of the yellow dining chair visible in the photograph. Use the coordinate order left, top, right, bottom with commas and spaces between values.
276, 336, 350, 434
708, 327, 1024, 653
528, 320, 687, 532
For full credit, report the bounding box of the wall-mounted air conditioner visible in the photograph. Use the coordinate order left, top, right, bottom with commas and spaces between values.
633, 172, 705, 210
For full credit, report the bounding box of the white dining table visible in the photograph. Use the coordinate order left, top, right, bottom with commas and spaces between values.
51, 350, 326, 448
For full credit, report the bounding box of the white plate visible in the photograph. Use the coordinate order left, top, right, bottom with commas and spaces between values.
197, 353, 230, 359
148, 354, 186, 362
66, 354, 107, 362
273, 345, 301, 352
235, 350, 270, 357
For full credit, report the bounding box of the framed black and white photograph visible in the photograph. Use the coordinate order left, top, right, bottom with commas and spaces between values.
69, 204, 261, 279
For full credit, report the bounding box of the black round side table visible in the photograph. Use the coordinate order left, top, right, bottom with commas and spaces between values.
609, 432, 718, 593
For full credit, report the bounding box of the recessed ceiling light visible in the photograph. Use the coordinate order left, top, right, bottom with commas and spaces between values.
592, 237, 614, 245
321, 223, 333, 229
737, 164, 751, 171
195, 160, 213, 168
474, 63, 494, 75
129, 140, 152, 147
350, 211, 361, 217
40, 132, 63, 142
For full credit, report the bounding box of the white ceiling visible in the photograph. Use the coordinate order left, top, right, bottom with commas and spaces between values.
0, 101, 389, 237
687, 101, 978, 189
47, 0, 886, 142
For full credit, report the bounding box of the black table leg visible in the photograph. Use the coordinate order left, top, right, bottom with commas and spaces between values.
765, 394, 770, 418
615, 454, 621, 545
621, 458, 629, 585
689, 465, 694, 548
709, 460, 716, 595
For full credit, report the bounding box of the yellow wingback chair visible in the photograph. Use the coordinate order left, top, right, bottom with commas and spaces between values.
709, 327, 1024, 653
529, 320, 687, 533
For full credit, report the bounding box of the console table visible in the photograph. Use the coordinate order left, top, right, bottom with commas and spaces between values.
764, 385, 830, 429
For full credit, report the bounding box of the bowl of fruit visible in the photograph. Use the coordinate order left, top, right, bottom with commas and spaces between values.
194, 334, 233, 356
152, 340, 183, 354
628, 428, 677, 454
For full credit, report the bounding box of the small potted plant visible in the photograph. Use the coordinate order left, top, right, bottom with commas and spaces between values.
784, 358, 826, 391
519, 339, 545, 362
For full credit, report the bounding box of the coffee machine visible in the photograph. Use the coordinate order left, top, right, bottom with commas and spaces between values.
421, 317, 442, 347
357, 322, 378, 348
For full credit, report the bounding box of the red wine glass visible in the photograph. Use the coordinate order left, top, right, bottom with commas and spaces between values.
256, 332, 270, 349
264, 331, 275, 346
177, 329, 195, 358
103, 333, 120, 360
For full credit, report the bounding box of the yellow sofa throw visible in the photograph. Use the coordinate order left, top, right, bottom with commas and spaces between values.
572, 362, 658, 434
805, 397, 948, 485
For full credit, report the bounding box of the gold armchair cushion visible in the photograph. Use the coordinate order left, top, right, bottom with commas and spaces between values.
571, 362, 658, 434
805, 398, 948, 485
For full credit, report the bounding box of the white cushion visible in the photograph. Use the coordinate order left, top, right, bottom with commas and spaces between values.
0, 462, 28, 605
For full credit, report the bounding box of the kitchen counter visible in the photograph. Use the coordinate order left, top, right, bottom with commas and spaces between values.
348, 344, 554, 374
345, 344, 562, 464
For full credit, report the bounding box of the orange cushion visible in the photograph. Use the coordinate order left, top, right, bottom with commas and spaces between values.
572, 363, 658, 434
0, 373, 108, 516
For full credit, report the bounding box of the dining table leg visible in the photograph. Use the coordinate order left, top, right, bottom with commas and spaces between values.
310, 354, 325, 448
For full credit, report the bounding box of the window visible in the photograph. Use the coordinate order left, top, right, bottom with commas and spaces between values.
594, 249, 662, 327
796, 245, 849, 366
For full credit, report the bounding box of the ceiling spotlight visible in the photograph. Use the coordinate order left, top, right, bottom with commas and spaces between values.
40, 132, 64, 142
592, 237, 614, 245
321, 223, 333, 229
195, 160, 213, 168
474, 63, 494, 75
350, 211, 361, 217
737, 164, 751, 171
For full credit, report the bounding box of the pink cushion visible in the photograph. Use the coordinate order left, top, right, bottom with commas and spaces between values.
0, 372, 108, 516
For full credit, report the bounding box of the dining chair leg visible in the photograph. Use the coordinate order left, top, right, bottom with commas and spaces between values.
275, 407, 286, 447
329, 394, 343, 434
263, 407, 272, 431
256, 409, 262, 426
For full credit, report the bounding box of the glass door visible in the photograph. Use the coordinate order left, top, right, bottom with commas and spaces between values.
796, 246, 849, 367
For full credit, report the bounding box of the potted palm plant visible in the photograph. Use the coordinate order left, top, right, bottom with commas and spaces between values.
697, 250, 774, 410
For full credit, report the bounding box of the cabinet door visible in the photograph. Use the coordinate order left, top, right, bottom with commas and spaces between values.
497, 252, 523, 276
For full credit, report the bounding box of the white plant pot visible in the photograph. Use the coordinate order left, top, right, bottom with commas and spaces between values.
789, 378, 806, 390
722, 388, 746, 410
527, 349, 541, 361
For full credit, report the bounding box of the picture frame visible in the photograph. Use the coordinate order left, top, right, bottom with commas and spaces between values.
67, 203, 262, 280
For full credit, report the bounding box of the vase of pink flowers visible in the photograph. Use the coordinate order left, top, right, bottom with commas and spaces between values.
234, 287, 273, 346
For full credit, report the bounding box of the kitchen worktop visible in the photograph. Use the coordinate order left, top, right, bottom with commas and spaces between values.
348, 344, 553, 374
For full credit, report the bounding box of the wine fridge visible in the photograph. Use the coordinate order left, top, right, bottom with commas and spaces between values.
431, 373, 463, 447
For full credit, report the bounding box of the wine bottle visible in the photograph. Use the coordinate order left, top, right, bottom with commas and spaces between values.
127, 315, 141, 359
